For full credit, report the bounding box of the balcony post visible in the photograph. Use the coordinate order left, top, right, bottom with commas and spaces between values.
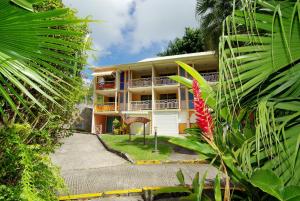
128, 92, 132, 110
151, 64, 155, 111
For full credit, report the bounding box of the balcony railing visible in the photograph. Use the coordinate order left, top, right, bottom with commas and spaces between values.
131, 100, 152, 110
155, 99, 179, 110
202, 72, 218, 82
154, 76, 177, 86
94, 102, 116, 112
129, 78, 152, 88
96, 81, 115, 90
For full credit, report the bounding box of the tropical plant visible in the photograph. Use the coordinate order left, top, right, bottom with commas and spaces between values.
157, 27, 208, 56
151, 169, 227, 201
0, 0, 89, 125
113, 118, 121, 134
170, 0, 300, 200
0, 0, 91, 200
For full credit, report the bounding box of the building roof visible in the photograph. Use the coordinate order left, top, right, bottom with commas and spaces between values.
92, 51, 216, 72
138, 51, 215, 63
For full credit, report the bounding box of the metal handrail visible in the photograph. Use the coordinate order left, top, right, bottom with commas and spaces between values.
155, 99, 179, 109
129, 77, 152, 88
130, 100, 152, 110
201, 72, 218, 82
154, 76, 177, 86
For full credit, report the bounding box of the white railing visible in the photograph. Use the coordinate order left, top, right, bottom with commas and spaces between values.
130, 100, 152, 110
155, 99, 179, 110
154, 76, 177, 86
202, 72, 218, 82
129, 78, 152, 88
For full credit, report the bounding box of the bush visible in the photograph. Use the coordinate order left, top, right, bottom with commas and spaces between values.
0, 124, 65, 201
112, 118, 121, 134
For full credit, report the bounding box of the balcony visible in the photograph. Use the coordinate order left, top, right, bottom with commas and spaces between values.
129, 78, 152, 88
155, 99, 179, 110
202, 72, 218, 82
154, 76, 177, 86
96, 81, 115, 90
94, 102, 116, 112
130, 100, 152, 111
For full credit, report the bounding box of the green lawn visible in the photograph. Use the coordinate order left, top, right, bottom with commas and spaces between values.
100, 134, 173, 160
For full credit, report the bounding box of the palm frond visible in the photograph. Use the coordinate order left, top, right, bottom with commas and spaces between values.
0, 0, 90, 122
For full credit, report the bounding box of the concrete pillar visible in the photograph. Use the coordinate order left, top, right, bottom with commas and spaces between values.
92, 77, 96, 133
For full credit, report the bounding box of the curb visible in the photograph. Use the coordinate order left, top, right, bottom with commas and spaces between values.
96, 135, 135, 163
58, 183, 245, 200
58, 186, 166, 200
135, 159, 207, 165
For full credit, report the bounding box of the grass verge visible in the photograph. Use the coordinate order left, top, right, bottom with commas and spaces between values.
100, 134, 173, 160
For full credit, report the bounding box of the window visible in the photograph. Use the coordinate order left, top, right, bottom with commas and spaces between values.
141, 75, 152, 78
180, 88, 186, 100
120, 72, 125, 90
160, 93, 176, 100
141, 95, 152, 101
189, 93, 194, 109
120, 92, 124, 103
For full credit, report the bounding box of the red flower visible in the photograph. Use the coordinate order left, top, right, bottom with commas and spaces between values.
192, 79, 214, 140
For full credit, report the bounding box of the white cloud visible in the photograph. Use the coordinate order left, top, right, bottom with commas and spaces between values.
129, 0, 198, 53
62, 0, 198, 62
62, 0, 135, 64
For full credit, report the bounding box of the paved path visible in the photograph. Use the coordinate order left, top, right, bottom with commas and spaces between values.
52, 133, 127, 171
52, 133, 218, 196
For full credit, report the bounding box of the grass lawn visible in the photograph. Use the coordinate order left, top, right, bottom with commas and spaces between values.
100, 134, 173, 160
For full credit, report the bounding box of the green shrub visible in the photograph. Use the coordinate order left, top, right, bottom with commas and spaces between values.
0, 124, 65, 201
113, 118, 121, 134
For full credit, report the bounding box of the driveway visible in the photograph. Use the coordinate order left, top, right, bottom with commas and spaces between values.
52, 133, 218, 196
51, 133, 127, 171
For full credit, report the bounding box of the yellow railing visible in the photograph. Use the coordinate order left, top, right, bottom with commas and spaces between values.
94, 102, 116, 112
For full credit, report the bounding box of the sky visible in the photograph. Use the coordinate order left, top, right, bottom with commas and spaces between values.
62, 0, 199, 82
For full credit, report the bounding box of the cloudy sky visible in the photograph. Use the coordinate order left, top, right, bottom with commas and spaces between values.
62, 0, 198, 79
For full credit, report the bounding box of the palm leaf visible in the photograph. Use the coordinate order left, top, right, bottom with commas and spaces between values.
0, 0, 90, 122
219, 0, 300, 186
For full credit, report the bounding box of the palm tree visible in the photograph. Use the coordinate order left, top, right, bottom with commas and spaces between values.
196, 0, 236, 50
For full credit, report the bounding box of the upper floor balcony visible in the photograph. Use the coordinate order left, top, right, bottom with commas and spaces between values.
96, 81, 115, 90
128, 76, 178, 88
201, 72, 218, 82
130, 100, 152, 111
155, 99, 179, 110
94, 102, 117, 112
129, 77, 152, 88
154, 76, 177, 86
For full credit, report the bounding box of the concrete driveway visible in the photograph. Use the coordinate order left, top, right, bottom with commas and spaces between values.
52, 133, 218, 196
51, 133, 127, 171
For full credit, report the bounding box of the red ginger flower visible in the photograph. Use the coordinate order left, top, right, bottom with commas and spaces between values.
192, 79, 214, 140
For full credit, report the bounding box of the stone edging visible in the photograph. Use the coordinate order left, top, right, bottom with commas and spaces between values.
135, 159, 207, 165
58, 186, 170, 200
96, 134, 135, 163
